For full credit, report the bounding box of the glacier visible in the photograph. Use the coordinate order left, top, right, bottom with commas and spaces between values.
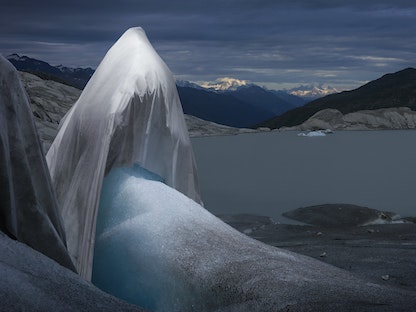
44, 28, 416, 310
46, 27, 201, 279
0, 55, 75, 271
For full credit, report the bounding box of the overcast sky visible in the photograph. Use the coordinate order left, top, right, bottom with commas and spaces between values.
1, 0, 415, 90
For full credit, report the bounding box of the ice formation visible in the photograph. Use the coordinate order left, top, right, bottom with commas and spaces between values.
298, 130, 327, 137
92, 165, 416, 311
0, 55, 75, 271
46, 27, 201, 279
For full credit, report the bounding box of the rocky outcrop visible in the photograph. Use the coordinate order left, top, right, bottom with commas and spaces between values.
286, 107, 416, 131
282, 204, 401, 227
185, 114, 256, 137
0, 56, 75, 272
19, 71, 81, 152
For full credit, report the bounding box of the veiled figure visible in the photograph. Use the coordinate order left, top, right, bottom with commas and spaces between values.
46, 27, 201, 280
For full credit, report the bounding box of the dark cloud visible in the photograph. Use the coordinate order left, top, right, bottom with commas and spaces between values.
1, 0, 415, 90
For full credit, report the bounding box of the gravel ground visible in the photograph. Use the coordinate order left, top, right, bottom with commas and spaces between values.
219, 206, 416, 292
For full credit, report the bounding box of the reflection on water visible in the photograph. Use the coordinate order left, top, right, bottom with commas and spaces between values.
191, 130, 416, 223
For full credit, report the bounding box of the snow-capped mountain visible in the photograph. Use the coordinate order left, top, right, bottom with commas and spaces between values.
288, 84, 339, 100
198, 78, 337, 101
175, 79, 205, 90
200, 77, 249, 91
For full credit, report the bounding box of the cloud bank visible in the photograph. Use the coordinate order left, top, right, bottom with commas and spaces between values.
1, 0, 415, 90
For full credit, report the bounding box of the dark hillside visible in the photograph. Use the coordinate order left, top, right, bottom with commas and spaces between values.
258, 68, 416, 129
7, 54, 93, 89
178, 86, 273, 127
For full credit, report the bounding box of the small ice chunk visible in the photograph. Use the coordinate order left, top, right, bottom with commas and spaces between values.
298, 130, 327, 137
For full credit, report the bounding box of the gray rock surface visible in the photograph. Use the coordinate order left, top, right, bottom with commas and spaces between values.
282, 203, 400, 227
90, 170, 416, 311
285, 107, 416, 131
220, 213, 416, 293
185, 114, 257, 137
19, 71, 81, 152
0, 232, 145, 312
0, 56, 75, 271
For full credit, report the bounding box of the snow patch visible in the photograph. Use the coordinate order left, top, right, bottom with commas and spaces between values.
200, 77, 249, 91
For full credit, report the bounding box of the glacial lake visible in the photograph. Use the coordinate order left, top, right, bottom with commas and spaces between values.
191, 130, 416, 223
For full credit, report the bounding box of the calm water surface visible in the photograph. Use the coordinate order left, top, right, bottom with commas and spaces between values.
191, 131, 416, 223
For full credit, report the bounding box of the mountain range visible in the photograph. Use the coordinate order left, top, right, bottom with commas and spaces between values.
287, 84, 340, 101
258, 67, 416, 129
177, 83, 307, 127
7, 54, 311, 128
7, 54, 94, 89
196, 77, 339, 100
11, 54, 414, 131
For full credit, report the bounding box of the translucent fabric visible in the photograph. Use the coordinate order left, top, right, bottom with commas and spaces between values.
46, 27, 201, 280
0, 55, 75, 271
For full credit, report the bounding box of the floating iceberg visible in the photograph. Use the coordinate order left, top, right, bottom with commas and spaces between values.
298, 130, 327, 137
46, 27, 201, 279
0, 55, 75, 271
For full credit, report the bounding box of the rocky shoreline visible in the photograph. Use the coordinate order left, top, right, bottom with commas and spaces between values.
282, 107, 416, 131
219, 204, 416, 292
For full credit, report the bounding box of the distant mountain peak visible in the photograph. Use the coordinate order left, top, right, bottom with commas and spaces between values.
288, 84, 339, 99
257, 67, 416, 130
175, 79, 205, 90
200, 77, 250, 91
6, 53, 22, 61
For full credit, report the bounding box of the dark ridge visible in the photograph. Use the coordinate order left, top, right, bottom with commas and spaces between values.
7, 54, 94, 90
177, 84, 305, 128
256, 68, 416, 129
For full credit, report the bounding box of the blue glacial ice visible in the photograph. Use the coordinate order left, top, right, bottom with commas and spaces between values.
90, 164, 416, 312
